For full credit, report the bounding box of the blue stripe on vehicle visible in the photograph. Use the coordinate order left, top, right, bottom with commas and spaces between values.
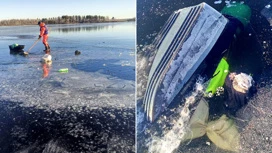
144, 7, 197, 114
144, 6, 202, 121
152, 13, 175, 46
154, 12, 180, 49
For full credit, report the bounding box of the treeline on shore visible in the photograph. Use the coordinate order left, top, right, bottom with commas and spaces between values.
0, 15, 135, 26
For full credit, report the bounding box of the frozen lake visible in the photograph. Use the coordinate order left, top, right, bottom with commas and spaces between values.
0, 22, 135, 152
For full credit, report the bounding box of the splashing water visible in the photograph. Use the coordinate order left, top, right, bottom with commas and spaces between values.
147, 77, 205, 153
137, 44, 157, 99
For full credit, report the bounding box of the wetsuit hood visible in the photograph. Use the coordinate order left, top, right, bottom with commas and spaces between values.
221, 3, 251, 28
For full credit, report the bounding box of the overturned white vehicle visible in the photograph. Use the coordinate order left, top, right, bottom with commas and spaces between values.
143, 2, 251, 122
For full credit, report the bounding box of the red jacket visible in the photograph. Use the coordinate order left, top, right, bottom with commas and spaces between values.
39, 22, 48, 36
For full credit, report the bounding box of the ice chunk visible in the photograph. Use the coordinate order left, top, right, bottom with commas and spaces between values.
214, 0, 222, 4
41, 54, 52, 63
261, 1, 272, 26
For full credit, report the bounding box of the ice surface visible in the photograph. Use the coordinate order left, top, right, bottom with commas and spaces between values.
0, 23, 135, 110
0, 22, 135, 152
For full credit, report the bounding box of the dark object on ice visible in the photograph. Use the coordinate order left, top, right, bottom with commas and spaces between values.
9, 44, 26, 55
224, 72, 255, 112
75, 50, 81, 55
9, 44, 25, 52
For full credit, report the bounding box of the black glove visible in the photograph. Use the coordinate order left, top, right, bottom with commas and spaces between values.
38, 35, 41, 39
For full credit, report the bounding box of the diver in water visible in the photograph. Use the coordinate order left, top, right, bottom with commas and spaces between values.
38, 21, 50, 52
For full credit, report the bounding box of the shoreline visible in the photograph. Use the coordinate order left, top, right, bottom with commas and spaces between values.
0, 18, 135, 27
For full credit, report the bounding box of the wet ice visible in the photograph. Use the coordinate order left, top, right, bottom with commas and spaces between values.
0, 22, 135, 152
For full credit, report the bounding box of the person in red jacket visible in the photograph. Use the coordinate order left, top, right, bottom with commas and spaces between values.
38, 21, 50, 52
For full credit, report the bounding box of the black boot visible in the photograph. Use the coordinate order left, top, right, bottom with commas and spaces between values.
43, 46, 50, 52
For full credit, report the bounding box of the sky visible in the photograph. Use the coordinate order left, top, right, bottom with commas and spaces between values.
0, 0, 136, 20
